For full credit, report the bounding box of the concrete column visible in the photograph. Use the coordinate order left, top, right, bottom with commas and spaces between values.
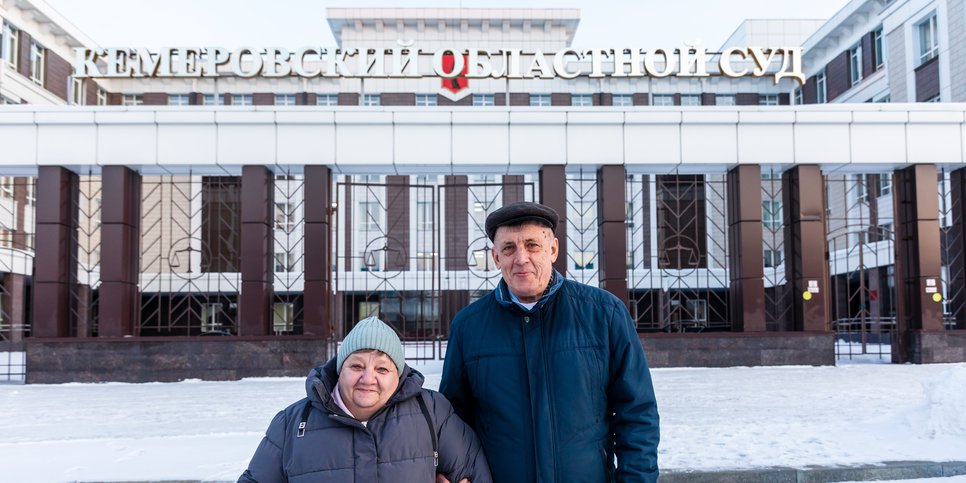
948, 168, 966, 330
894, 164, 945, 363
385, 176, 410, 271
99, 166, 141, 337
239, 166, 274, 336
597, 165, 628, 304
303, 166, 332, 338
782, 165, 830, 332
727, 165, 766, 331
33, 166, 79, 338
443, 176, 468, 271
1, 273, 26, 342
539, 165, 568, 275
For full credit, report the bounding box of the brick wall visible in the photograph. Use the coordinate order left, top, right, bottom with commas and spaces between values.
43, 50, 70, 101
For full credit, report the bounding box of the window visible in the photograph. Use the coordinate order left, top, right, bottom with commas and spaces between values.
793, 88, 803, 105
612, 94, 633, 106
760, 94, 779, 106
275, 202, 295, 232
574, 251, 595, 270
317, 94, 338, 106
849, 44, 863, 85
572, 200, 595, 230
571, 94, 593, 106
29, 41, 45, 85
715, 95, 736, 106
2, 23, 18, 68
0, 95, 16, 104
0, 177, 14, 198
918, 14, 939, 65
70, 78, 84, 105
275, 94, 296, 106
200, 303, 224, 333
273, 303, 294, 334
416, 251, 437, 271
203, 94, 224, 105
168, 94, 190, 106
762, 200, 783, 229
360, 201, 382, 231
362, 94, 381, 106
360, 250, 382, 272
122, 94, 143, 106
816, 72, 827, 103
879, 174, 892, 196
873, 27, 885, 69
652, 94, 674, 106
530, 94, 551, 106
415, 94, 437, 106
472, 94, 494, 106
416, 201, 434, 230
232, 94, 253, 106
97, 89, 108, 106
274, 251, 295, 273
679, 94, 701, 106
0, 228, 13, 249
763, 249, 784, 268
472, 249, 495, 271
854, 174, 868, 203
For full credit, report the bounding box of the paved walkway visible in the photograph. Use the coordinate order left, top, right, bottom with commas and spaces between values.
660, 460, 966, 482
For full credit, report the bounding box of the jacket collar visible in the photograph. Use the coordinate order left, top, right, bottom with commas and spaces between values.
494, 269, 564, 313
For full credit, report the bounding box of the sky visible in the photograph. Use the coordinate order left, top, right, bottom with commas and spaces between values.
1, 355, 965, 481
42, 0, 851, 50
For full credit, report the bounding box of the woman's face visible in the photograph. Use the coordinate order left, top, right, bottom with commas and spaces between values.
338, 350, 400, 420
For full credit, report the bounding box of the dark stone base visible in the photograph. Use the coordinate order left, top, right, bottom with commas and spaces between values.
641, 331, 835, 368
0, 341, 26, 352
25, 337, 333, 384
899, 330, 966, 364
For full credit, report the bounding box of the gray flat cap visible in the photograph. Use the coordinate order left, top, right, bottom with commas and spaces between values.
485, 201, 559, 241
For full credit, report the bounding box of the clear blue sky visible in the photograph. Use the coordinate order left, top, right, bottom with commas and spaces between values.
44, 0, 849, 50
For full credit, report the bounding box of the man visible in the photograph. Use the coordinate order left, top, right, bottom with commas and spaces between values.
440, 201, 660, 483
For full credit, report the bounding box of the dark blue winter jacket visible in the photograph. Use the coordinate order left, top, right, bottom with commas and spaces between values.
440, 271, 660, 483
239, 358, 492, 483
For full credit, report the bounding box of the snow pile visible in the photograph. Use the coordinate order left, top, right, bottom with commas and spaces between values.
902, 365, 966, 439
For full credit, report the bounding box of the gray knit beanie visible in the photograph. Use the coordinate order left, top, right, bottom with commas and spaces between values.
337, 316, 405, 374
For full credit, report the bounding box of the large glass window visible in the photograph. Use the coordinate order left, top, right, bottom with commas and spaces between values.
2, 23, 18, 69
652, 94, 674, 106
715, 95, 736, 106
362, 94, 381, 106
70, 77, 84, 105
122, 94, 143, 106
816, 72, 827, 103
97, 89, 108, 106
873, 27, 885, 69
472, 94, 494, 106
571, 94, 593, 106
760, 94, 779, 106
762, 200, 783, 229
317, 94, 338, 106
918, 14, 939, 65
612, 94, 633, 106
530, 94, 551, 106
169, 94, 190, 106
203, 94, 224, 105
849, 44, 863, 85
232, 94, 253, 106
679, 94, 701, 106
275, 94, 296, 106
29, 41, 45, 85
415, 94, 437, 106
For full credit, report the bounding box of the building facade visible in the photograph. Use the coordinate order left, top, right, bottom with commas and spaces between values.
1, 0, 964, 383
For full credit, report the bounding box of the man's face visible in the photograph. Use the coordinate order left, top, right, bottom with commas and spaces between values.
492, 222, 559, 303
338, 350, 400, 420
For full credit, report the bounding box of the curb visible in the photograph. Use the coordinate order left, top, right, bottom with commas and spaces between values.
660, 460, 966, 482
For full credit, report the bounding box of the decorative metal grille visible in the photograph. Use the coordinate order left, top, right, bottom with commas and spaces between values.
761, 169, 791, 331
0, 176, 35, 341
938, 168, 965, 330
72, 171, 101, 336
566, 169, 599, 286
335, 175, 440, 360
629, 172, 730, 332
139, 172, 241, 336
272, 167, 305, 335
825, 173, 896, 361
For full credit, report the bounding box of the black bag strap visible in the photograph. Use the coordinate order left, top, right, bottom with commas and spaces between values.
416, 393, 439, 468
296, 400, 312, 438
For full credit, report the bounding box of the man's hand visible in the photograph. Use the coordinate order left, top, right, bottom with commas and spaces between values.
435, 475, 469, 483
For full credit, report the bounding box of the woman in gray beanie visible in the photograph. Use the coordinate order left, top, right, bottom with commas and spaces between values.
239, 316, 491, 483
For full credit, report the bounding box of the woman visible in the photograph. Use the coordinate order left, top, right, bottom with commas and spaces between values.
239, 316, 491, 483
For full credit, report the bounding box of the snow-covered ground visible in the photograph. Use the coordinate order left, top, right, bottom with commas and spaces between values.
1, 358, 965, 482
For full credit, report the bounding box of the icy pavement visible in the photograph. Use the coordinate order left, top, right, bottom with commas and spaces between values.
0, 359, 964, 482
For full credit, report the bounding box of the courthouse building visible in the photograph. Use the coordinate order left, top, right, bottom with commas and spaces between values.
1, 0, 964, 383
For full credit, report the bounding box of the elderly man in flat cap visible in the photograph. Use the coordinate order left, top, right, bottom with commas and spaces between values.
439, 201, 660, 483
